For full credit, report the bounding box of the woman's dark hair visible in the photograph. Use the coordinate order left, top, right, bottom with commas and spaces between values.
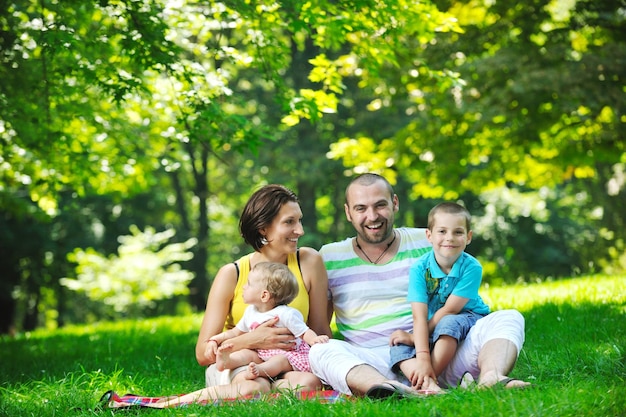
239, 184, 299, 251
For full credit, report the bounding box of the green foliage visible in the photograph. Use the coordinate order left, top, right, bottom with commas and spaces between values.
1, 0, 625, 332
1, 0, 461, 211
327, 0, 625, 197
324, 0, 626, 280
1, 275, 624, 416
466, 185, 598, 281
60, 226, 197, 315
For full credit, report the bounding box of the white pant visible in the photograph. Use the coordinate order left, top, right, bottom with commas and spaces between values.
309, 309, 525, 394
439, 309, 525, 386
205, 364, 248, 387
309, 341, 395, 394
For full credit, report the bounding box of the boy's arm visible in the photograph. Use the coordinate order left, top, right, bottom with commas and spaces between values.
412, 302, 431, 354
410, 302, 438, 387
428, 294, 468, 333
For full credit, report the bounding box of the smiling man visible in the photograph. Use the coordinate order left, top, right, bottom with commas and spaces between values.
309, 173, 529, 398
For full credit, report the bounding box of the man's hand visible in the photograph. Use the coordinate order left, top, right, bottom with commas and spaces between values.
389, 329, 414, 346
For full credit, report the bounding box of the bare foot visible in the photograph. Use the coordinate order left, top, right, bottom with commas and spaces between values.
420, 376, 445, 393
215, 343, 235, 371
244, 362, 260, 380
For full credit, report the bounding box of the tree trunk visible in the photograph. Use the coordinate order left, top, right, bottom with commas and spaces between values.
189, 146, 211, 311
0, 281, 17, 334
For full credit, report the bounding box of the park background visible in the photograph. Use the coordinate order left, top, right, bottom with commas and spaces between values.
2, 1, 625, 416
1, 0, 624, 338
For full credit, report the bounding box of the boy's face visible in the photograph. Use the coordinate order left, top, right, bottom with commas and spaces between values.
426, 212, 472, 261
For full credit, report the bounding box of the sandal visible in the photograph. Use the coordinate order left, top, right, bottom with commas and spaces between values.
458, 372, 477, 390
366, 382, 443, 399
497, 377, 531, 389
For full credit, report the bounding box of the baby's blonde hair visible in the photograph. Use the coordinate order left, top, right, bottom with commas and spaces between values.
253, 262, 299, 306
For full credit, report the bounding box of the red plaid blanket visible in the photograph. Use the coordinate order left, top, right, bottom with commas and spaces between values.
100, 389, 348, 409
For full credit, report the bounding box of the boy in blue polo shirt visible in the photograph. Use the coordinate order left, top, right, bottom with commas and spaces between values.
389, 202, 490, 391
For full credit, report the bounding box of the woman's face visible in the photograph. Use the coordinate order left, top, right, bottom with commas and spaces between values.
261, 201, 304, 253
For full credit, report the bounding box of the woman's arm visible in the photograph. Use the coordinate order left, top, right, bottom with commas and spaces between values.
225, 317, 296, 352
299, 247, 333, 337
195, 263, 239, 366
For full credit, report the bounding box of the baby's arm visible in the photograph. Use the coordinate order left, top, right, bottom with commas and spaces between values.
301, 329, 329, 346
210, 327, 245, 345
206, 328, 245, 360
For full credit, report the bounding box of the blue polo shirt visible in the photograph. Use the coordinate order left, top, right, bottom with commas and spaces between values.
408, 251, 490, 319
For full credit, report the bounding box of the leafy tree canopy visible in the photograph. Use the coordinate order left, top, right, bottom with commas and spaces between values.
328, 0, 625, 199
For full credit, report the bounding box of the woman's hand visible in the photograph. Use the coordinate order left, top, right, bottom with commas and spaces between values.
246, 316, 297, 350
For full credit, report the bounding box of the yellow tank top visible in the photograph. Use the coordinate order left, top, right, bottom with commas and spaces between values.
224, 251, 310, 330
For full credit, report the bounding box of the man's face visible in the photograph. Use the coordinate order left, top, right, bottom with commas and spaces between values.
344, 180, 398, 244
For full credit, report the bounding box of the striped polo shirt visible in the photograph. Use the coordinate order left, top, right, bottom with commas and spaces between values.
320, 227, 432, 348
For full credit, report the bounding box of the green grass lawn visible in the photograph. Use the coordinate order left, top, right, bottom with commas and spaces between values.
1, 274, 625, 416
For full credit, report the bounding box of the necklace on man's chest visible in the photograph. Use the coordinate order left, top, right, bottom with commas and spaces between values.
355, 231, 397, 264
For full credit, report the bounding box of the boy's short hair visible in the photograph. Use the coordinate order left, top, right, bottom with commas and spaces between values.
253, 262, 299, 306
427, 202, 472, 231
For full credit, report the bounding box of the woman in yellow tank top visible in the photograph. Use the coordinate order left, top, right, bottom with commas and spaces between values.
194, 184, 332, 400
